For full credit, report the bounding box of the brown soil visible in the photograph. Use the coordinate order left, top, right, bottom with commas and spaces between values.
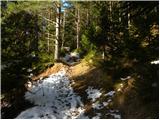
31, 63, 70, 81
31, 60, 96, 82
29, 59, 158, 119
68, 60, 95, 78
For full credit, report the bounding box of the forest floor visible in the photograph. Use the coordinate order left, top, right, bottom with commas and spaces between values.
14, 59, 123, 119
1, 58, 158, 119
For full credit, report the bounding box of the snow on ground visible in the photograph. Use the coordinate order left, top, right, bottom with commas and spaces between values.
63, 53, 71, 62
92, 113, 102, 119
61, 52, 80, 65
92, 102, 103, 110
16, 69, 121, 119
151, 60, 159, 64
85, 87, 102, 102
70, 52, 80, 59
106, 113, 121, 119
85, 87, 121, 119
120, 76, 131, 81
16, 69, 87, 119
104, 91, 115, 97
103, 99, 112, 106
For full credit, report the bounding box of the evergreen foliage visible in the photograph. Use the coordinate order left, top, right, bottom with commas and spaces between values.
1, 1, 159, 119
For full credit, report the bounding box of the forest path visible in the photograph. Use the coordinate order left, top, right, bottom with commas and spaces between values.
16, 60, 121, 119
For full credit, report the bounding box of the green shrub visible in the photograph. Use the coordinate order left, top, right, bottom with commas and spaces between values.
84, 49, 97, 61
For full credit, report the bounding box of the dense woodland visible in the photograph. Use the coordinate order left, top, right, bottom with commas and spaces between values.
1, 1, 159, 119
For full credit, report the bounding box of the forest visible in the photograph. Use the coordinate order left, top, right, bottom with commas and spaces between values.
1, 0, 159, 119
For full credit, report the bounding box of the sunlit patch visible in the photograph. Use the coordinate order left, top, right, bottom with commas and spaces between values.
16, 69, 121, 119
151, 60, 159, 64
117, 88, 122, 92
120, 76, 131, 81
16, 69, 86, 119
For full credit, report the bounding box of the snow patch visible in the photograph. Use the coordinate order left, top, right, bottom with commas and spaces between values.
70, 52, 80, 59
16, 69, 121, 119
85, 87, 102, 102
27, 68, 32, 72
151, 60, 159, 64
109, 113, 121, 119
63, 54, 71, 62
120, 76, 131, 81
16, 106, 56, 119
103, 102, 109, 106
28, 73, 33, 78
105, 91, 115, 97
92, 113, 101, 119
92, 102, 103, 110
16, 69, 86, 119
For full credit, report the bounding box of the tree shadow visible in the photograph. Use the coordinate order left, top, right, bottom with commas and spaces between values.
1, 10, 40, 118
70, 56, 159, 118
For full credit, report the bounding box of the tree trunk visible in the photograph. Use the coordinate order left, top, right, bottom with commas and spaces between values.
47, 8, 51, 53
34, 14, 39, 57
86, 9, 89, 26
76, 8, 80, 49
118, 2, 121, 23
47, 32, 50, 52
55, 3, 61, 60
126, 2, 130, 38
127, 4, 131, 30
61, 9, 66, 49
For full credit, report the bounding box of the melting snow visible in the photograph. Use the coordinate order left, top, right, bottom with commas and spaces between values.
28, 73, 33, 78
103, 102, 109, 106
103, 99, 112, 107
16, 69, 86, 119
70, 52, 80, 59
92, 102, 103, 110
105, 91, 115, 97
16, 69, 121, 119
27, 68, 33, 72
120, 76, 131, 81
85, 87, 102, 102
151, 60, 159, 64
85, 87, 121, 119
108, 113, 121, 119
92, 113, 101, 119
63, 54, 71, 62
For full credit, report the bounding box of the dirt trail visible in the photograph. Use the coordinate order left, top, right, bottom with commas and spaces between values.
31, 63, 70, 81
31, 60, 94, 81
19, 60, 122, 119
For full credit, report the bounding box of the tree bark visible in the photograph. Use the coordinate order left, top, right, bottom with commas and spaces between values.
61, 9, 66, 49
127, 3, 131, 30
47, 32, 50, 52
34, 14, 39, 57
118, 2, 121, 23
76, 8, 80, 49
54, 3, 61, 60
47, 8, 51, 53
86, 9, 89, 26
